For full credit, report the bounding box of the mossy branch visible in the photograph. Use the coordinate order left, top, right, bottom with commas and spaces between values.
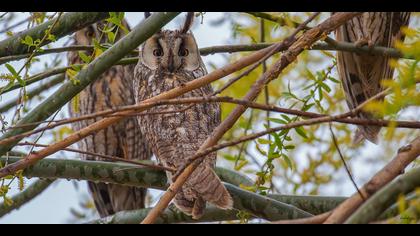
345, 167, 420, 224
0, 12, 109, 58
0, 157, 347, 222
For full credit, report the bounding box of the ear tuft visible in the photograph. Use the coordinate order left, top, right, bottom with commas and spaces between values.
181, 12, 194, 34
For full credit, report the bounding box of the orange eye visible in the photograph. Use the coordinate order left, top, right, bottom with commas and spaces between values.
153, 48, 163, 57
85, 27, 95, 38
178, 48, 189, 57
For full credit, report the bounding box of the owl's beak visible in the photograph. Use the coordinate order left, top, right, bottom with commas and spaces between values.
167, 51, 175, 73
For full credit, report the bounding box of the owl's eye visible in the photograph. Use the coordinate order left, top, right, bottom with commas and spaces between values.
178, 48, 189, 57
153, 48, 163, 57
85, 27, 95, 38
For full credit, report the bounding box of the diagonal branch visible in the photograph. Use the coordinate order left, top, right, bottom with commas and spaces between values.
324, 136, 420, 224
345, 166, 420, 224
0, 12, 109, 57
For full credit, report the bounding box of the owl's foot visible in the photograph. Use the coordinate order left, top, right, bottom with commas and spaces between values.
355, 37, 375, 49
354, 37, 369, 47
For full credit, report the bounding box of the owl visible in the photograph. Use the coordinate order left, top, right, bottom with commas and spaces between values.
134, 13, 233, 219
67, 19, 152, 217
335, 12, 411, 143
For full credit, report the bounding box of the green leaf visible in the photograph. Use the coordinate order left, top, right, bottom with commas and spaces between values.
280, 114, 291, 122
268, 118, 287, 124
234, 160, 248, 171
328, 76, 340, 83
222, 154, 236, 161
306, 68, 316, 81
302, 103, 314, 111
284, 145, 295, 150
282, 153, 293, 170
78, 51, 92, 63
257, 138, 272, 145
24, 35, 33, 46
5, 63, 18, 77
107, 31, 116, 43
320, 82, 331, 92
295, 126, 308, 139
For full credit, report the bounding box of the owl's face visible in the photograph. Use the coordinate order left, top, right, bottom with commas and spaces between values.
139, 30, 202, 74
73, 20, 130, 45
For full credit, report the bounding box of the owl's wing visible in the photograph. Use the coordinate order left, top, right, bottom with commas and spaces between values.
335, 12, 411, 143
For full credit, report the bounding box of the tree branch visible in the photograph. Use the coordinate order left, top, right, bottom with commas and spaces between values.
88, 206, 241, 224
345, 167, 420, 224
267, 194, 347, 215
0, 157, 322, 222
0, 12, 109, 57
0, 40, 411, 67
324, 136, 420, 224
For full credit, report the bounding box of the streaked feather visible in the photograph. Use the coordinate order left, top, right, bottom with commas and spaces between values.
67, 20, 152, 217
335, 12, 411, 143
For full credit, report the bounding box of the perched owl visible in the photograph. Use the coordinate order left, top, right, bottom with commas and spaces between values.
134, 13, 233, 219
335, 12, 411, 143
67, 20, 152, 217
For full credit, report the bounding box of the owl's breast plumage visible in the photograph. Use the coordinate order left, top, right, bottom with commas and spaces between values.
135, 64, 220, 168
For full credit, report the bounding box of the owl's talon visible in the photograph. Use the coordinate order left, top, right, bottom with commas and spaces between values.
367, 40, 375, 49
354, 38, 369, 48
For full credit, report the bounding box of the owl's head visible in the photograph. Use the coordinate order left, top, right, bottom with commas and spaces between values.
73, 19, 130, 45
139, 13, 202, 74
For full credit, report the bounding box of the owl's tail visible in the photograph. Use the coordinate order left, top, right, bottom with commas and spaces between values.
353, 112, 381, 144
173, 164, 233, 219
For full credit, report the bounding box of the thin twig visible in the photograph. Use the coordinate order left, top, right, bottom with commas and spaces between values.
329, 123, 365, 200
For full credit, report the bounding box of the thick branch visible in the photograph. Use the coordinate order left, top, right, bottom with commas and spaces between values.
0, 12, 109, 57
324, 136, 420, 224
268, 194, 346, 215
88, 206, 241, 224
0, 157, 320, 221
345, 167, 420, 224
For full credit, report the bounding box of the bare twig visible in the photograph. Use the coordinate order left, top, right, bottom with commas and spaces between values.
329, 123, 365, 200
